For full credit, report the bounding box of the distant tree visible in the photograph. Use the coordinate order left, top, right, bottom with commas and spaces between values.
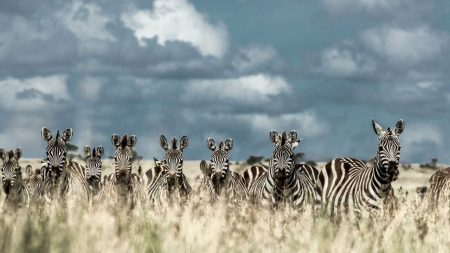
66, 143, 79, 161
66, 143, 78, 152
294, 153, 305, 164
246, 156, 264, 165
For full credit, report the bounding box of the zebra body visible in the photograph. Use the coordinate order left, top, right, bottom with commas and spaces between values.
243, 131, 318, 208
98, 134, 145, 204
36, 128, 90, 202
0, 148, 30, 208
427, 168, 450, 207
83, 146, 104, 197
146, 136, 191, 202
316, 120, 404, 217
198, 138, 247, 201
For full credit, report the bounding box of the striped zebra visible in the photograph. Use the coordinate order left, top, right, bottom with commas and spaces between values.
426, 167, 450, 207
99, 134, 144, 205
0, 148, 29, 208
24, 165, 42, 201
316, 119, 405, 217
83, 146, 104, 197
243, 130, 319, 208
198, 138, 247, 201
146, 135, 191, 202
36, 128, 90, 202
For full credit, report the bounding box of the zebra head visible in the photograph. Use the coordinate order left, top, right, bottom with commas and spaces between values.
372, 119, 404, 182
159, 135, 188, 190
41, 127, 72, 183
269, 130, 299, 182
84, 145, 104, 192
206, 137, 233, 194
0, 148, 23, 195
111, 134, 136, 184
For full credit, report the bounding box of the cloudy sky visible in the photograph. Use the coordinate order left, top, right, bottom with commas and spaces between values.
0, 0, 449, 163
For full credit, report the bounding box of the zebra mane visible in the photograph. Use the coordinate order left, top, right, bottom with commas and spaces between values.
280, 132, 287, 146
171, 137, 177, 150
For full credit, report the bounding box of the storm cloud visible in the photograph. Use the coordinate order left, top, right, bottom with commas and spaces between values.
0, 0, 449, 163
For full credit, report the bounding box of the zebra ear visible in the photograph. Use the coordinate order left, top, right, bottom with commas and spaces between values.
14, 147, 22, 160
224, 138, 233, 152
372, 120, 383, 136
96, 146, 104, 158
41, 127, 52, 142
84, 146, 91, 158
160, 135, 168, 151
0, 148, 5, 161
207, 138, 216, 151
62, 128, 73, 142
25, 165, 32, 176
180, 136, 189, 151
395, 119, 405, 135
270, 130, 281, 145
200, 160, 211, 176
112, 134, 121, 148
127, 135, 137, 148
288, 130, 298, 144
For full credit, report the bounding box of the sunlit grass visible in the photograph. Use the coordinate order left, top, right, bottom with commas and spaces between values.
1, 160, 448, 253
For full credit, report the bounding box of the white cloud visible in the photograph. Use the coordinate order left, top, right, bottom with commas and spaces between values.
316, 47, 375, 77
79, 76, 105, 101
121, 0, 229, 58
322, 0, 408, 12
186, 74, 291, 105
242, 111, 328, 138
361, 26, 449, 65
59, 1, 115, 42
0, 75, 69, 112
232, 45, 281, 72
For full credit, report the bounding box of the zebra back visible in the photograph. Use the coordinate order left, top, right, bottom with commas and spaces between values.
316, 119, 405, 217
427, 168, 450, 207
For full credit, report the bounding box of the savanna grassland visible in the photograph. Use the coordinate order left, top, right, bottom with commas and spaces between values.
0, 159, 449, 253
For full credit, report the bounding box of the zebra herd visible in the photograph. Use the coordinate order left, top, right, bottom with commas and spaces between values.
1, 119, 449, 217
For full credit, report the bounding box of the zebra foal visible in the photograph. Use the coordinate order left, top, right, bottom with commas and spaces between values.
198, 138, 247, 201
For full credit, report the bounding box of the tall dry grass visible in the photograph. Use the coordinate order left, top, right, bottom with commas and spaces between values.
0, 160, 448, 253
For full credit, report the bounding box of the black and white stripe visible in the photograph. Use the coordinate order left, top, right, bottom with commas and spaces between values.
243, 130, 318, 208
146, 135, 191, 202
426, 167, 450, 207
99, 134, 144, 204
36, 128, 90, 202
316, 119, 405, 217
83, 146, 104, 197
198, 138, 247, 201
0, 148, 30, 208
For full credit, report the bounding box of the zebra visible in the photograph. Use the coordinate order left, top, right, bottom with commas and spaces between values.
37, 127, 90, 202
0, 147, 29, 208
83, 146, 104, 197
24, 165, 42, 201
99, 134, 144, 205
316, 119, 405, 217
243, 130, 319, 208
198, 138, 247, 201
426, 167, 450, 207
146, 135, 191, 202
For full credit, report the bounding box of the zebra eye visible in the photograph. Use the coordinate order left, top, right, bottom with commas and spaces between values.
378, 146, 383, 151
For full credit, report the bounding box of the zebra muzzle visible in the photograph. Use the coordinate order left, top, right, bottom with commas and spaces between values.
2, 180, 11, 194
388, 162, 399, 181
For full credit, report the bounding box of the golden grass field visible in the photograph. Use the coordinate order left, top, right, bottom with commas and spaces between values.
0, 159, 449, 253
